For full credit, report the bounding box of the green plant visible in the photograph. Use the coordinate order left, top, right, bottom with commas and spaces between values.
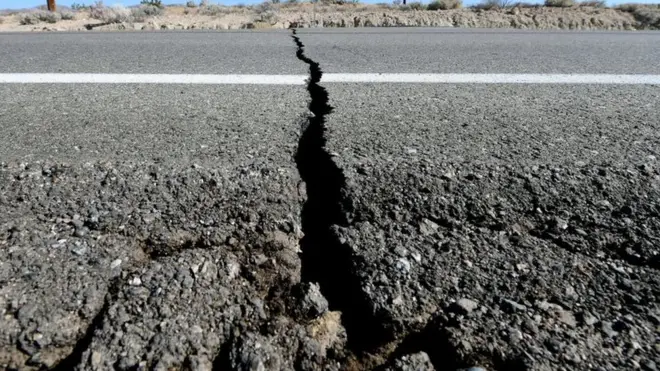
186, 0, 197, 7
427, 0, 462, 10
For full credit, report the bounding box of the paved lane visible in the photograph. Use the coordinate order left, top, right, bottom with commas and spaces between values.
0, 29, 658, 371
297, 28, 660, 74
0, 31, 305, 74
0, 31, 312, 371
297, 29, 660, 370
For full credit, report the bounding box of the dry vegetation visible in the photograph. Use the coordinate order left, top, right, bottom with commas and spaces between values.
19, 10, 75, 25
617, 2, 660, 27
0, 0, 658, 30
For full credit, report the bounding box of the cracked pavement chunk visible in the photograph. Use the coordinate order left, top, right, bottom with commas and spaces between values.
2, 30, 659, 371
322, 84, 660, 369
0, 84, 341, 369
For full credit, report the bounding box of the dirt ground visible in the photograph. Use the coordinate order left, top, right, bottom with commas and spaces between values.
0, 3, 658, 32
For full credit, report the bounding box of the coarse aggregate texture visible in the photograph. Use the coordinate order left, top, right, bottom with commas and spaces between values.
1, 30, 659, 371
318, 83, 660, 370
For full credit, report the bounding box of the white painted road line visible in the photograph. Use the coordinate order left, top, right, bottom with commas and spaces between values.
322, 73, 660, 84
1, 73, 660, 85
0, 74, 308, 85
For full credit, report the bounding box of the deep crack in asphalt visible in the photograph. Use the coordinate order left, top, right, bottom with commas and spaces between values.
290, 30, 476, 369
51, 278, 119, 371
291, 29, 391, 356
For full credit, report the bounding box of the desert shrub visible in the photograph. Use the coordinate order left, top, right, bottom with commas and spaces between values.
259, 10, 279, 22
186, 0, 197, 7
579, 0, 605, 6
20, 14, 38, 25
620, 4, 660, 28
39, 11, 62, 23
511, 2, 539, 7
255, 2, 280, 22
71, 2, 88, 10
140, 0, 163, 7
20, 11, 62, 24
428, 0, 462, 9
199, 4, 231, 15
636, 8, 660, 28
60, 11, 76, 20
199, 0, 210, 5
474, 0, 516, 8
617, 2, 655, 11
400, 2, 426, 10
544, 0, 574, 7
617, 3, 635, 11
255, 1, 276, 12
90, 4, 133, 23
132, 4, 165, 18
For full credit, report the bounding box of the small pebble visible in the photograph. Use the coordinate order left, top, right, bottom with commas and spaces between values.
450, 298, 479, 314
502, 299, 526, 313
396, 258, 411, 273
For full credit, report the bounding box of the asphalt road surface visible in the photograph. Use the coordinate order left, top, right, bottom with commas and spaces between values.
0, 29, 659, 371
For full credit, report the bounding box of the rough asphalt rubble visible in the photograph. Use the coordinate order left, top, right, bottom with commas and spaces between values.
316, 82, 660, 370
0, 30, 658, 371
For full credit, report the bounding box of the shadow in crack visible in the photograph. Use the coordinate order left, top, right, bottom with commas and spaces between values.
51, 279, 118, 371
291, 29, 389, 354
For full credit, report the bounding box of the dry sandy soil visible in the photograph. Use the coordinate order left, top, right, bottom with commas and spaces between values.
0, 3, 659, 32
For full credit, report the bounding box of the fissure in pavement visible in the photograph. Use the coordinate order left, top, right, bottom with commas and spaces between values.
290, 29, 390, 355
42, 31, 471, 370
51, 278, 119, 371
289, 30, 506, 371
